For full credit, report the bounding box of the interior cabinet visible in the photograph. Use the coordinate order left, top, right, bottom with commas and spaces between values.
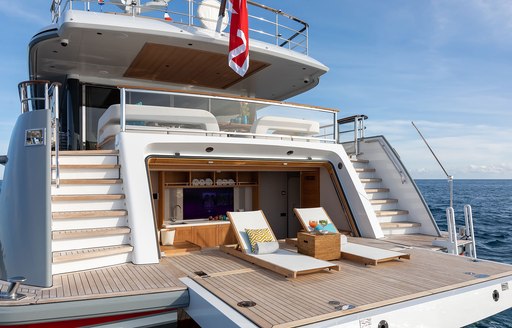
164, 170, 259, 188
173, 226, 193, 243
193, 225, 218, 247
171, 223, 237, 248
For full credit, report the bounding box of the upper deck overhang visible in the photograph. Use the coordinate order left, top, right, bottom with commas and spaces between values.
28, 9, 328, 101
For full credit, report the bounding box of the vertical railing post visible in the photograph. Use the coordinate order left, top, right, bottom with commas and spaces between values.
353, 118, 358, 155
44, 83, 49, 110
446, 207, 458, 255
275, 13, 279, 45
52, 83, 61, 188
464, 204, 477, 259
120, 88, 126, 132
189, 0, 193, 26
305, 26, 309, 55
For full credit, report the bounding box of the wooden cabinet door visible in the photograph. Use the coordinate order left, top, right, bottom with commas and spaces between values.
194, 225, 218, 247
218, 224, 237, 245
173, 227, 193, 243
300, 170, 320, 207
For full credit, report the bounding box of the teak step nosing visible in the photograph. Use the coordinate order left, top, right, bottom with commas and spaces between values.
52, 164, 120, 169
370, 198, 399, 204
380, 221, 421, 229
360, 178, 382, 183
52, 244, 133, 263
375, 210, 409, 217
52, 227, 131, 240
53, 178, 123, 185
350, 159, 369, 163
52, 150, 119, 156
365, 188, 390, 193
52, 194, 125, 201
52, 209, 128, 219
355, 168, 376, 172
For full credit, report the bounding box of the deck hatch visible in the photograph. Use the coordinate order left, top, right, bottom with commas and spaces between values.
237, 300, 257, 308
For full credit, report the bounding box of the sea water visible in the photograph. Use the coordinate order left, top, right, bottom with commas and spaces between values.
416, 179, 512, 328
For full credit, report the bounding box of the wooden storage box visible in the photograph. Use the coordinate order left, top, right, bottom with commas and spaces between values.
297, 232, 340, 261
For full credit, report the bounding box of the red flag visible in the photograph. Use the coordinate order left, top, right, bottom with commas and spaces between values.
228, 0, 249, 76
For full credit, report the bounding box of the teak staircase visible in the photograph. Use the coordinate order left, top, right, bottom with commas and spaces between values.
50, 150, 133, 275
351, 158, 421, 235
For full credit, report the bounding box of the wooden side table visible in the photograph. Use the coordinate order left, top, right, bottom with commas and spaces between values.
297, 232, 340, 260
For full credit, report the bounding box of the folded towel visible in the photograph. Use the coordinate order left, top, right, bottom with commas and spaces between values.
340, 234, 348, 245
254, 241, 279, 254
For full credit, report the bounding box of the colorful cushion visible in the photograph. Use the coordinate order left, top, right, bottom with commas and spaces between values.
315, 223, 337, 233
254, 241, 279, 254
245, 228, 275, 253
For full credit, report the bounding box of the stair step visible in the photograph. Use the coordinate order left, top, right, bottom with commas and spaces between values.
52, 245, 133, 263
54, 178, 123, 185
370, 198, 398, 205
52, 194, 125, 201
360, 178, 382, 183
52, 209, 128, 219
52, 164, 120, 169
53, 150, 119, 156
52, 227, 131, 240
350, 159, 369, 163
375, 210, 409, 217
355, 168, 376, 173
365, 188, 389, 193
380, 221, 421, 229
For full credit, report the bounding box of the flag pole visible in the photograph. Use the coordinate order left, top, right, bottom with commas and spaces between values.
216, 0, 228, 32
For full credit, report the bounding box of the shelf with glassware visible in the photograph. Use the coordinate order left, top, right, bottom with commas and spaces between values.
163, 171, 258, 188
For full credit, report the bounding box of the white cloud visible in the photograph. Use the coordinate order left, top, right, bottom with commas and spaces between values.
363, 119, 512, 179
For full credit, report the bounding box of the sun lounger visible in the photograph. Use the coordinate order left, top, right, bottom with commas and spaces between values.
293, 207, 410, 265
220, 210, 340, 278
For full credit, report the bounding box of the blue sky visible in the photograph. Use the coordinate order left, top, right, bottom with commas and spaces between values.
1, 0, 511, 179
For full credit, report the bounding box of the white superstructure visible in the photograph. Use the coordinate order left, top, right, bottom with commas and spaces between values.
0, 1, 510, 326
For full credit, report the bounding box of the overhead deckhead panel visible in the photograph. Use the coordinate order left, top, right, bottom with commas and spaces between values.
124, 43, 269, 89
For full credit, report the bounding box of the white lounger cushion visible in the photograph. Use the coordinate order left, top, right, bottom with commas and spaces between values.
250, 116, 320, 136
247, 249, 335, 271
342, 243, 405, 261
97, 104, 220, 145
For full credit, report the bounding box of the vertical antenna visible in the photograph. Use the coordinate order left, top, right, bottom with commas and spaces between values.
411, 121, 453, 208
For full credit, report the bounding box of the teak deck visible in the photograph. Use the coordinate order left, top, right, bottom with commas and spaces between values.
1, 236, 512, 327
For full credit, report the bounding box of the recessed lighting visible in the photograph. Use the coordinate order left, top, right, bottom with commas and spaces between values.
286, 150, 294, 156
205, 147, 214, 153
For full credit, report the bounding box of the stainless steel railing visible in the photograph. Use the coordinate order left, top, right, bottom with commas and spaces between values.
18, 80, 62, 186
116, 86, 337, 142
337, 114, 367, 156
50, 0, 309, 54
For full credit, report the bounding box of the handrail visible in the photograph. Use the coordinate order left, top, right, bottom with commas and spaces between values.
117, 87, 337, 142
51, 0, 309, 54
49, 83, 61, 187
117, 85, 339, 113
18, 80, 50, 113
337, 114, 367, 156
446, 207, 458, 255
17, 80, 62, 185
464, 204, 477, 259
